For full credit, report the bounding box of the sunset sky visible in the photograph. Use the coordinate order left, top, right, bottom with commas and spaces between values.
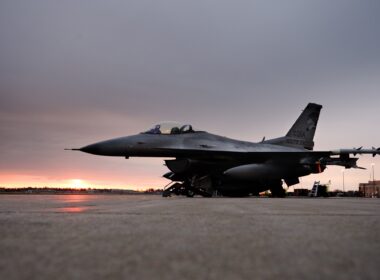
1, 0, 379, 191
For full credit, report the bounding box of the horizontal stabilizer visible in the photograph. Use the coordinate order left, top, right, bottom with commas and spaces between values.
355, 166, 366, 170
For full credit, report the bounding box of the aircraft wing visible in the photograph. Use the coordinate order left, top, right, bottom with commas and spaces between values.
152, 147, 380, 169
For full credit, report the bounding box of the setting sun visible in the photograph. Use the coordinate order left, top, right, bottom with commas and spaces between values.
71, 179, 85, 188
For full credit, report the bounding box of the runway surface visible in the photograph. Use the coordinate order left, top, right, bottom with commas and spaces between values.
0, 195, 379, 280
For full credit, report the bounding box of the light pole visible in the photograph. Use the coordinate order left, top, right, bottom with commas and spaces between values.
371, 163, 375, 197
371, 163, 375, 182
341, 169, 345, 193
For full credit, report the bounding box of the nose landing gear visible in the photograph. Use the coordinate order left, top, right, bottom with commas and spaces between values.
162, 175, 214, 198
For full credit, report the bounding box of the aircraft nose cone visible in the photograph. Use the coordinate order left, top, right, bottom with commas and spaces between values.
79, 138, 126, 156
80, 143, 102, 155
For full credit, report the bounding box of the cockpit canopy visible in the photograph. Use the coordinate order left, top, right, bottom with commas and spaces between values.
143, 122, 198, 135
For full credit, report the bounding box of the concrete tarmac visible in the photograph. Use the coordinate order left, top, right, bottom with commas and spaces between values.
0, 195, 379, 280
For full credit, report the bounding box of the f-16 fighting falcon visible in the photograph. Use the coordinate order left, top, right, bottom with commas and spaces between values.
67, 103, 380, 197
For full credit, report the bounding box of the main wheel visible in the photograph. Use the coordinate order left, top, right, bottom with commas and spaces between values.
270, 187, 286, 198
186, 189, 195, 197
269, 181, 286, 198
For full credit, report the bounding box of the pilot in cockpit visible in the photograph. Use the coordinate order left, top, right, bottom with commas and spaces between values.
151, 125, 161, 134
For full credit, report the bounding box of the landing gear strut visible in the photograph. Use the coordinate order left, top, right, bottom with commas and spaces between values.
269, 182, 286, 198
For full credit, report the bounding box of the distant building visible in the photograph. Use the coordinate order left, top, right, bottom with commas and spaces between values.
359, 181, 380, 198
293, 189, 310, 197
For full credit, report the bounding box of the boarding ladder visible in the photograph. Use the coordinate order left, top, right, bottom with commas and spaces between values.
309, 181, 319, 197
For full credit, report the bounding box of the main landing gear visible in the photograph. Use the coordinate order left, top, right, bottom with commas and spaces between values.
269, 181, 286, 198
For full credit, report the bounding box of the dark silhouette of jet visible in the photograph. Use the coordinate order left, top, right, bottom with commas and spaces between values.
67, 103, 379, 197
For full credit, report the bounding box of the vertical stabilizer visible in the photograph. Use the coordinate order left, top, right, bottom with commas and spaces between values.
265, 103, 322, 150
285, 103, 322, 150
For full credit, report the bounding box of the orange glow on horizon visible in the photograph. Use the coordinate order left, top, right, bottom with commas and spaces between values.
2, 160, 378, 192
59, 207, 88, 213
0, 172, 163, 190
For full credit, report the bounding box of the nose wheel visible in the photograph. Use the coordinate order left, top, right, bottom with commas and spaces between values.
162, 181, 212, 198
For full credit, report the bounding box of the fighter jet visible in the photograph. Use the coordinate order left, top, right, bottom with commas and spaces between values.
67, 103, 380, 197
